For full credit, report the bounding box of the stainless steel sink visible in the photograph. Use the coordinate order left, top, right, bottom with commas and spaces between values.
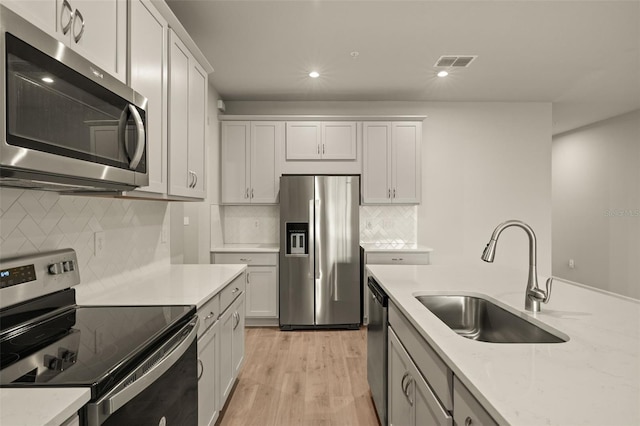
416, 295, 566, 343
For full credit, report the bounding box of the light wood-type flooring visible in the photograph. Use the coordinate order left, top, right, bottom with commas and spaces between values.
217, 327, 380, 426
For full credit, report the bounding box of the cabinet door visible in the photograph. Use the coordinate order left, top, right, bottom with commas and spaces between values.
69, 0, 127, 82
129, 0, 167, 194
198, 322, 219, 426
221, 122, 250, 204
388, 328, 414, 426
232, 295, 245, 377
2, 0, 57, 36
322, 122, 357, 160
219, 307, 234, 406
168, 30, 191, 197
362, 122, 392, 204
246, 266, 277, 318
391, 122, 421, 204
250, 121, 282, 203
188, 60, 207, 198
285, 122, 321, 160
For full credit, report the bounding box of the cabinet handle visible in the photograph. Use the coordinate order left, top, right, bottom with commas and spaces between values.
205, 312, 215, 321
60, 0, 73, 35
401, 372, 410, 396
405, 376, 414, 406
72, 8, 85, 43
391, 258, 404, 261
393, 188, 396, 198
465, 417, 473, 426
193, 172, 198, 189
197, 358, 204, 380
245, 188, 249, 199
232, 287, 239, 294
233, 311, 241, 330
251, 188, 254, 198
239, 258, 251, 262
322, 144, 325, 154
317, 145, 320, 155
388, 188, 391, 199
246, 273, 250, 284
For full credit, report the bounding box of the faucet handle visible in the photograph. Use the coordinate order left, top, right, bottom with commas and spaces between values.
543, 277, 553, 304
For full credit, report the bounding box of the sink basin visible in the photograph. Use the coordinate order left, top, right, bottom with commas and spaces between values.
416, 295, 566, 343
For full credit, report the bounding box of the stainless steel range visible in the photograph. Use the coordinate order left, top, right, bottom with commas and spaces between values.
0, 249, 198, 425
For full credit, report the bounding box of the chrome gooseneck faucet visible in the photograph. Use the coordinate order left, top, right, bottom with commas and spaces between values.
481, 220, 553, 312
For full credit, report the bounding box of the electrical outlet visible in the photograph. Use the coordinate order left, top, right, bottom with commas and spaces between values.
184, 216, 190, 226
569, 259, 575, 269
94, 231, 105, 257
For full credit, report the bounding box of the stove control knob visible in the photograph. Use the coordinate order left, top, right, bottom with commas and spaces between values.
44, 354, 62, 371
48, 262, 64, 275
63, 261, 75, 272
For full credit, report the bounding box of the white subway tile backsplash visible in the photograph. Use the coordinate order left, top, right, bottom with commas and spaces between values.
222, 205, 280, 244
0, 188, 170, 290
360, 205, 417, 244
220, 203, 417, 245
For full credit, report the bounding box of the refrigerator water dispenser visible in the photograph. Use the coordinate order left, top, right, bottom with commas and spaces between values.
285, 222, 308, 256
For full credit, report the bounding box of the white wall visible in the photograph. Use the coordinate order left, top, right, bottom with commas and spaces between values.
225, 101, 553, 275
553, 110, 640, 298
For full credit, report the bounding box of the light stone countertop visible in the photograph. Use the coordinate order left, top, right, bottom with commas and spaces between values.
211, 243, 279, 253
360, 242, 434, 253
76, 264, 247, 308
0, 388, 90, 426
366, 263, 640, 425
0, 264, 246, 426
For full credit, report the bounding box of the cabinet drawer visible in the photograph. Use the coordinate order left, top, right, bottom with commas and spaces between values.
198, 294, 220, 337
389, 302, 453, 412
453, 376, 497, 426
213, 252, 278, 266
366, 252, 430, 265
220, 273, 246, 312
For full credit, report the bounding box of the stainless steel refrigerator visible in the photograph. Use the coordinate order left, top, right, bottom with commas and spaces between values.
279, 175, 361, 329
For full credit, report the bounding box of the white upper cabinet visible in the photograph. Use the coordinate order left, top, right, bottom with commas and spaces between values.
362, 121, 422, 204
128, 0, 167, 195
5, 0, 127, 81
285, 121, 356, 160
221, 121, 282, 204
68, 0, 126, 82
168, 29, 207, 199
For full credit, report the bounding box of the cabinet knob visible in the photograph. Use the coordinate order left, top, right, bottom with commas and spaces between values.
465, 416, 473, 426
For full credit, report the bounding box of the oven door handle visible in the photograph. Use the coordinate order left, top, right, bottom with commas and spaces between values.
88, 316, 199, 425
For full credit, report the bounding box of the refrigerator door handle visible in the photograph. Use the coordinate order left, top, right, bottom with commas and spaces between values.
309, 199, 315, 279
314, 199, 321, 280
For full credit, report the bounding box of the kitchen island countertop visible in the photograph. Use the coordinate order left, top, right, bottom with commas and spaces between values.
367, 263, 640, 425
0, 388, 90, 426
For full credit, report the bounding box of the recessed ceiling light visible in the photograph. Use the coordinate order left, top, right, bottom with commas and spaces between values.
437, 70, 449, 78
41, 77, 54, 83
309, 71, 320, 78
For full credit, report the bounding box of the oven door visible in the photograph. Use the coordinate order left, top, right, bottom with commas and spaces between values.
84, 316, 199, 426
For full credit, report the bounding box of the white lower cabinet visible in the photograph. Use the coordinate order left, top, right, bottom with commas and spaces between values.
388, 328, 452, 426
453, 377, 498, 426
212, 252, 279, 324
197, 321, 219, 426
219, 290, 245, 408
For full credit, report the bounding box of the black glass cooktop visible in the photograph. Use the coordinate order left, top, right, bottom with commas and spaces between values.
0, 298, 195, 399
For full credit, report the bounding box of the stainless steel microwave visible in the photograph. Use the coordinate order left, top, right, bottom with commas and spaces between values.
0, 5, 148, 192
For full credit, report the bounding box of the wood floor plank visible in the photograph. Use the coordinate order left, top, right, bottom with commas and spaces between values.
217, 327, 380, 426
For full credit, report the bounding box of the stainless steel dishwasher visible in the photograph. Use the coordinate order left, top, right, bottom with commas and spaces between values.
367, 276, 388, 425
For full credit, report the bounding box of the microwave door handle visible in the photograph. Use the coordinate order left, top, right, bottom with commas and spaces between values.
92, 317, 198, 423
127, 105, 145, 170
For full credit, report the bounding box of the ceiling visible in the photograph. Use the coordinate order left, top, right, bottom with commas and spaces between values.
165, 0, 640, 134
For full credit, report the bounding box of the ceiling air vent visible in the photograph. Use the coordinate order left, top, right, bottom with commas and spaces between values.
434, 55, 477, 68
